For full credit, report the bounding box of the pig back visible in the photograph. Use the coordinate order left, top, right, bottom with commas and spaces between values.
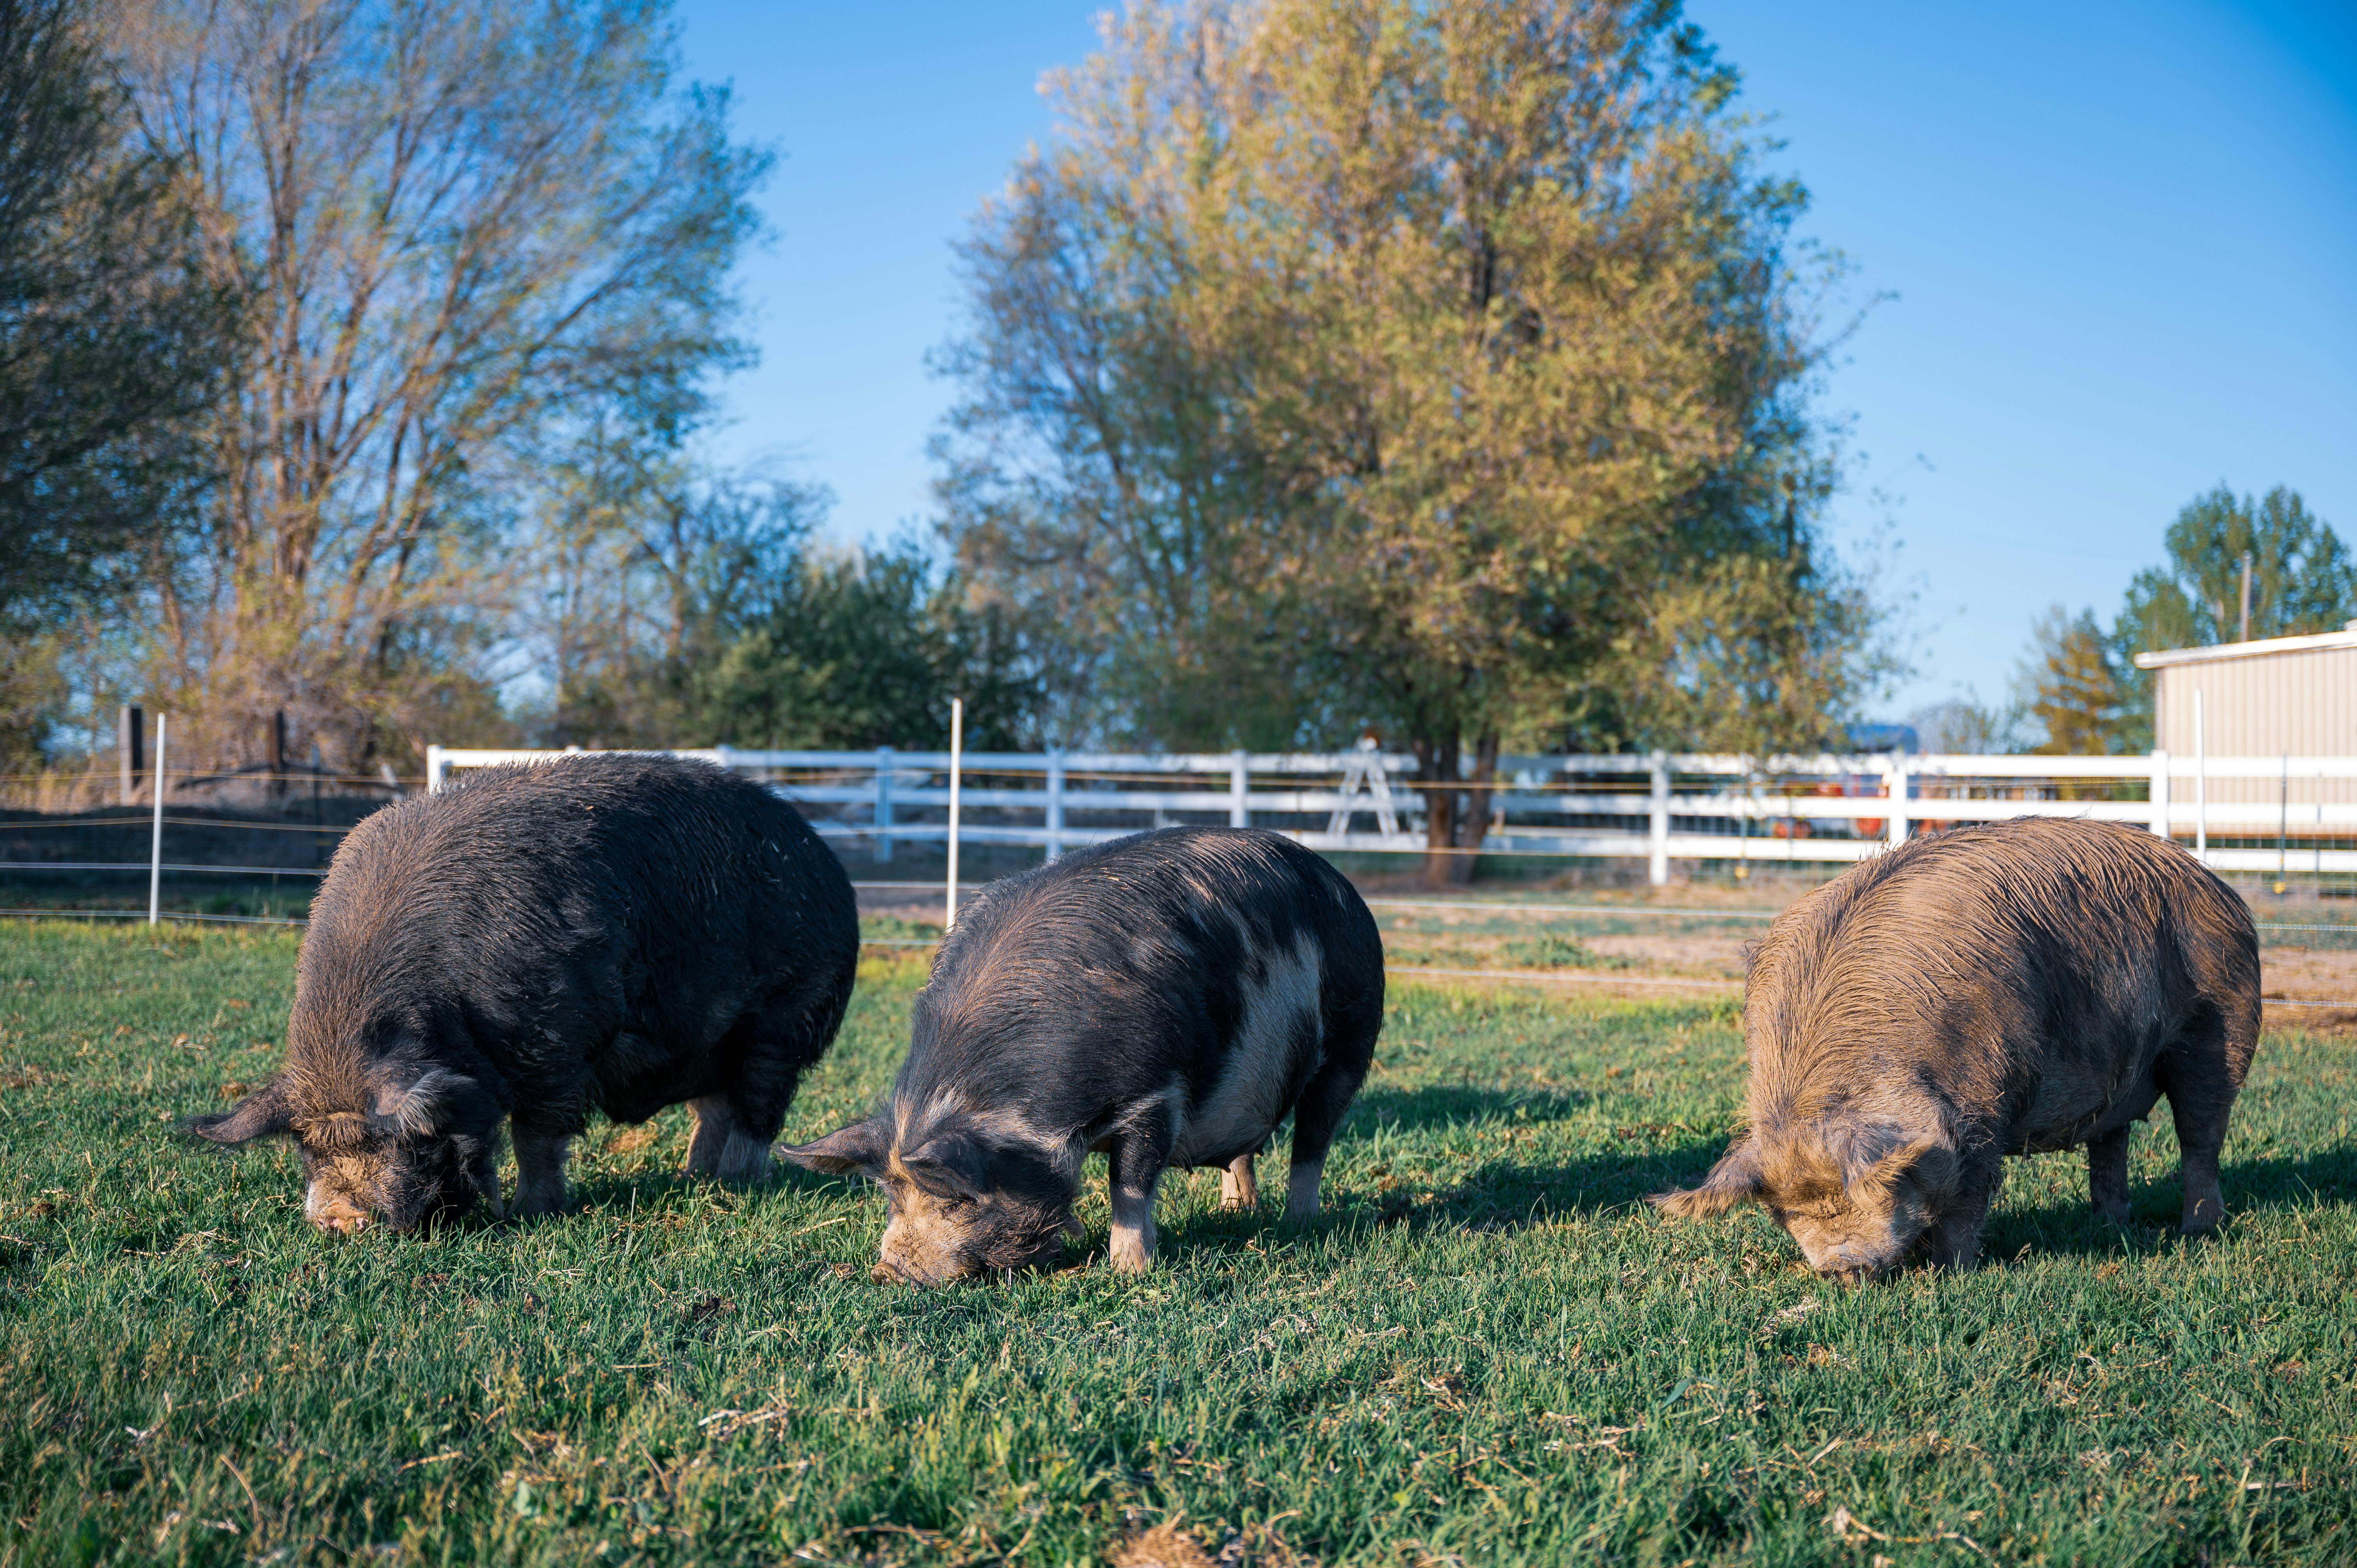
1742, 818, 2258, 1144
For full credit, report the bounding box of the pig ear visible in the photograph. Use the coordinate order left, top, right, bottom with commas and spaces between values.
1857, 1138, 1958, 1202
779, 1118, 891, 1179
1648, 1135, 1764, 1219
184, 1075, 294, 1145
369, 1067, 488, 1138
899, 1132, 990, 1201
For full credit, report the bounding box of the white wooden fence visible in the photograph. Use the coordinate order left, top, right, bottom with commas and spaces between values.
426, 743, 2357, 886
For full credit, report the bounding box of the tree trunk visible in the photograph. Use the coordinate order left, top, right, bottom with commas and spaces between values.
1413, 730, 1460, 886
1414, 730, 1500, 887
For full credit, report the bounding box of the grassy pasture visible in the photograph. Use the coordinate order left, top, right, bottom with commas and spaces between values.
1, 921, 2354, 1567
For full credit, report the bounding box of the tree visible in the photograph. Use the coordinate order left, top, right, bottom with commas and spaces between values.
2020, 605, 2124, 755
938, 0, 1876, 883
518, 452, 821, 749
929, 35, 1321, 752
0, 0, 232, 759
2109, 484, 2351, 749
700, 542, 1043, 752
114, 0, 767, 770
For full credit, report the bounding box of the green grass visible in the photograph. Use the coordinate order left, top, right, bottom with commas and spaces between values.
2, 921, 2354, 1567
1494, 934, 1635, 972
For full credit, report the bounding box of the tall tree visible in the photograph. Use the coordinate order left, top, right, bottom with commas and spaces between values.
939, 0, 1876, 883
2110, 484, 2351, 749
2021, 605, 2124, 755
114, 0, 766, 769
0, 0, 231, 758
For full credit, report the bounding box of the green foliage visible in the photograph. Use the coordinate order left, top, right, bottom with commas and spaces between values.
0, 0, 230, 631
518, 471, 822, 750
1498, 933, 1633, 971
4, 921, 2355, 1564
698, 541, 1045, 751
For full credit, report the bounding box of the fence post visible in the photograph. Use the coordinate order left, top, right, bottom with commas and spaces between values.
148, 714, 167, 926
1648, 750, 1670, 887
874, 746, 894, 865
425, 745, 446, 793
119, 705, 143, 805
1230, 750, 1249, 829
2194, 690, 2208, 865
1885, 754, 1910, 850
1045, 748, 1065, 861
2149, 749, 2170, 838
945, 699, 964, 929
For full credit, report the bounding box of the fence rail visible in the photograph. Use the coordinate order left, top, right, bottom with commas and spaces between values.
426, 743, 2357, 885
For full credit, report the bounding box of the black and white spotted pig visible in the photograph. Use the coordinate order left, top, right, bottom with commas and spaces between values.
784, 826, 1384, 1282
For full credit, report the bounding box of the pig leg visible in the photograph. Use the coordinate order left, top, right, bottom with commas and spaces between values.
686, 1095, 772, 1181
2159, 1014, 2242, 1234
695, 980, 842, 1183
1221, 1154, 1260, 1211
1106, 1101, 1177, 1272
1921, 1153, 2005, 1271
511, 1123, 573, 1217
2085, 1127, 2134, 1225
1281, 1054, 1366, 1225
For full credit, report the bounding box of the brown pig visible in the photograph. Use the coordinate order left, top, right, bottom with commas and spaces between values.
1652, 818, 2259, 1281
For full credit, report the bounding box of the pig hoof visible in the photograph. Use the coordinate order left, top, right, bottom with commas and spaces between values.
1108, 1238, 1153, 1273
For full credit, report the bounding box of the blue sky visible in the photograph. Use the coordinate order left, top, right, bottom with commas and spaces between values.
672, 0, 2357, 721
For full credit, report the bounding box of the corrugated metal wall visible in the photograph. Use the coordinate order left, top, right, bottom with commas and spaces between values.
2154, 644, 2357, 804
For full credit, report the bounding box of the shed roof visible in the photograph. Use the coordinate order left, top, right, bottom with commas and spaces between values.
2132, 624, 2357, 671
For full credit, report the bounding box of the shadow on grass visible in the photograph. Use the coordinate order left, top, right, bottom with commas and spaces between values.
564, 1158, 850, 1217
1177, 1140, 2357, 1259
1145, 1141, 1737, 1256
1345, 1083, 1593, 1134
1980, 1149, 2357, 1261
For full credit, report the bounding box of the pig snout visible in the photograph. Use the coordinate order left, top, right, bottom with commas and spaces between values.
1810, 1250, 1898, 1287
304, 1181, 374, 1235
1781, 1206, 1919, 1284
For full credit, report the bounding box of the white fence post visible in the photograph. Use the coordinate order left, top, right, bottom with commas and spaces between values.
1648, 750, 1670, 886
425, 743, 446, 793
1885, 754, 1910, 850
2150, 749, 2170, 838
2194, 690, 2208, 864
945, 699, 964, 929
1230, 750, 1249, 829
1044, 748, 1065, 861
873, 746, 894, 865
148, 713, 167, 925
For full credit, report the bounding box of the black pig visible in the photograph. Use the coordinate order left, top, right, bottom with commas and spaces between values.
190, 754, 859, 1233
784, 826, 1383, 1282
1653, 817, 2261, 1280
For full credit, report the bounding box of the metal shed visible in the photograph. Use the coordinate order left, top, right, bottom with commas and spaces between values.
2134, 625, 2357, 805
